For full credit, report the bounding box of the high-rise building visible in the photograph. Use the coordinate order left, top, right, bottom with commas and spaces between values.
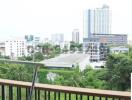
83, 5, 111, 38
51, 34, 64, 44
72, 29, 79, 43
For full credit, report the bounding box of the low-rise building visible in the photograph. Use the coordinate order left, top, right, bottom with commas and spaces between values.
128, 40, 132, 46
110, 46, 129, 54
0, 39, 27, 59
25, 35, 40, 45
25, 35, 41, 55
83, 34, 127, 62
92, 34, 127, 46
0, 42, 5, 56
83, 38, 109, 62
40, 53, 90, 71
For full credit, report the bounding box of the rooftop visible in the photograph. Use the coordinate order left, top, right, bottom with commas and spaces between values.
40, 53, 89, 68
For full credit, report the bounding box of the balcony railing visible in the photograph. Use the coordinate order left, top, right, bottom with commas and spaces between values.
0, 79, 130, 100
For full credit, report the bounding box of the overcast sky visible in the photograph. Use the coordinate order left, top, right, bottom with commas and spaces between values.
0, 0, 132, 41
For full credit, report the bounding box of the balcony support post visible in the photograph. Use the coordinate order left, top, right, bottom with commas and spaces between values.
28, 64, 39, 100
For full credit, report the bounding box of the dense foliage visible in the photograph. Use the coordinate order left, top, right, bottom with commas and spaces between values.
38, 50, 132, 91
104, 53, 132, 91
0, 47, 132, 91
0, 62, 34, 81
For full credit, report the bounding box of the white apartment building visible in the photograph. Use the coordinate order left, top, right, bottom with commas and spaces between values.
0, 39, 27, 59
72, 29, 80, 43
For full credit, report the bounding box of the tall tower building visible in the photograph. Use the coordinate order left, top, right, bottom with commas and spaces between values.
83, 5, 111, 38
72, 29, 79, 43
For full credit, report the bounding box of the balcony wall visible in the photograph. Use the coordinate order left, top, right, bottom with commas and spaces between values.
0, 79, 130, 100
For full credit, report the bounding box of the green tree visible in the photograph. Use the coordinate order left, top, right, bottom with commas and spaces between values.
0, 63, 33, 81
54, 45, 61, 54
105, 54, 132, 91
70, 41, 76, 52
62, 45, 69, 53
76, 43, 83, 51
81, 67, 106, 89
42, 43, 53, 55
34, 52, 44, 61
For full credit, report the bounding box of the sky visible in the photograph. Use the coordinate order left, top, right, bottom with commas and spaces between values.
0, 0, 132, 42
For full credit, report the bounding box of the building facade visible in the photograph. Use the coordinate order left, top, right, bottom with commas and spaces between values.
25, 35, 40, 55
128, 40, 132, 46
83, 33, 127, 62
83, 38, 108, 62
25, 35, 40, 45
83, 5, 111, 38
72, 29, 80, 43
0, 42, 5, 56
51, 34, 64, 44
0, 39, 27, 59
110, 46, 129, 54
92, 34, 127, 46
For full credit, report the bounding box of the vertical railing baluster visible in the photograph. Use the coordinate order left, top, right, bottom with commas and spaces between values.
1, 85, 5, 100
99, 96, 101, 100
64, 93, 67, 100
87, 95, 89, 100
26, 88, 30, 100
48, 91, 50, 100
76, 94, 78, 100
80, 94, 82, 100
1, 80, 130, 100
44, 90, 47, 100
58, 92, 60, 100
9, 85, 13, 100
69, 93, 71, 100
105, 97, 108, 100
17, 86, 21, 100
38, 90, 40, 100
35, 89, 37, 100
54, 92, 56, 100
93, 96, 95, 100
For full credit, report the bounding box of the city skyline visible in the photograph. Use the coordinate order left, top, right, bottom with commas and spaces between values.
0, 0, 132, 41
